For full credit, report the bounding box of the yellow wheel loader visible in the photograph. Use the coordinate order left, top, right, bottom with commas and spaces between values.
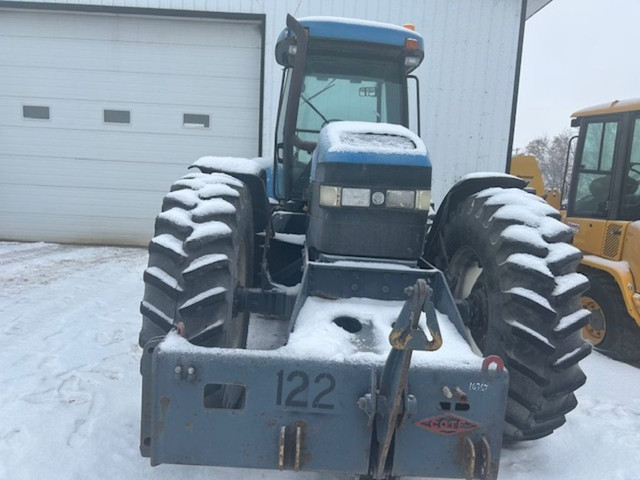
513, 99, 640, 364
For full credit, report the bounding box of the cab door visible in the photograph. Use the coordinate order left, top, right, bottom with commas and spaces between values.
566, 117, 621, 255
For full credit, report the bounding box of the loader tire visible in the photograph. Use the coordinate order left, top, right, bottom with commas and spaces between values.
139, 171, 253, 349
580, 269, 640, 365
428, 187, 591, 442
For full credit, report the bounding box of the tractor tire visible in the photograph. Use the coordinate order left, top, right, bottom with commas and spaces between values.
139, 171, 253, 349
427, 187, 592, 442
580, 269, 640, 365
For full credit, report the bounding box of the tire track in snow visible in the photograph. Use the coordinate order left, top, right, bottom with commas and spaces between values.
0, 242, 148, 477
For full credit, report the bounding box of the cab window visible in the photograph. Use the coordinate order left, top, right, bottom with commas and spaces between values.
621, 118, 640, 220
572, 120, 618, 218
290, 56, 404, 198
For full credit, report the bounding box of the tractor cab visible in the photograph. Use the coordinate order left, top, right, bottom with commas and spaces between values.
270, 16, 431, 264
274, 15, 425, 201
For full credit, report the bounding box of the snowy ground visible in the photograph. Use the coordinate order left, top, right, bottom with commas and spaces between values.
1, 241, 639, 480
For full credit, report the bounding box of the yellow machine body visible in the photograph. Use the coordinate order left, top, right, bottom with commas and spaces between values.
564, 217, 640, 325
510, 154, 562, 209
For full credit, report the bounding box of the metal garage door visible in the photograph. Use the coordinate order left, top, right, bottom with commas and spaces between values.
0, 9, 263, 246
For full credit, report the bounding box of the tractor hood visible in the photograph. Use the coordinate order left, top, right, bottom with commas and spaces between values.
307, 122, 432, 261
310, 121, 430, 181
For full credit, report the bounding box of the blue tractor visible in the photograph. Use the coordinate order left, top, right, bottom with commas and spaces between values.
138, 15, 590, 479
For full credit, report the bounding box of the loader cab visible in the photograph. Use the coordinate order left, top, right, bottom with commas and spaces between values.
566, 100, 640, 257
567, 100, 640, 223
274, 15, 424, 203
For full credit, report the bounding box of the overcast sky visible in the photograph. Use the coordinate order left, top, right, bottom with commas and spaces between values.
513, 0, 640, 150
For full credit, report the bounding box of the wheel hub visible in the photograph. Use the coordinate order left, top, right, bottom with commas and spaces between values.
581, 295, 606, 345
465, 284, 489, 351
447, 246, 489, 352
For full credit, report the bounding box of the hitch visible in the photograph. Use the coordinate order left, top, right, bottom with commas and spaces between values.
389, 280, 442, 351
359, 279, 442, 479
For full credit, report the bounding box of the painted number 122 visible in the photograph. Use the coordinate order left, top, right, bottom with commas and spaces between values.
275, 370, 336, 410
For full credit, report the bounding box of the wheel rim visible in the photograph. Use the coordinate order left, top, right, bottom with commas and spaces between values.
581, 295, 606, 345
447, 245, 489, 352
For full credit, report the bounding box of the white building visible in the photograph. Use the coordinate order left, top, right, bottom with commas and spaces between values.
0, 0, 552, 246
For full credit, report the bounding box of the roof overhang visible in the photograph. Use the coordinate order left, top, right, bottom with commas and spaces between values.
525, 0, 554, 20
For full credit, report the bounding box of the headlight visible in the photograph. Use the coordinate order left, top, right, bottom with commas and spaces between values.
386, 190, 415, 209
319, 185, 341, 207
416, 190, 431, 210
404, 55, 421, 67
341, 188, 371, 207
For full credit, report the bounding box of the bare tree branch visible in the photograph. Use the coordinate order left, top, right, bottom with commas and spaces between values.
524, 129, 577, 196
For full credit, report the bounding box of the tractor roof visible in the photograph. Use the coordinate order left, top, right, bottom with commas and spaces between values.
277, 16, 424, 51
572, 98, 640, 118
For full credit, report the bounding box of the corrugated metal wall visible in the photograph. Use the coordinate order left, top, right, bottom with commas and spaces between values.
7, 0, 524, 203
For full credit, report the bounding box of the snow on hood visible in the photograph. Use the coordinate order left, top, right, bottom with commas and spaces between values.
322, 121, 427, 156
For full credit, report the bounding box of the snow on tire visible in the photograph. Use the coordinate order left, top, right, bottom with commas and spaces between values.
139, 171, 253, 349
428, 187, 592, 441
